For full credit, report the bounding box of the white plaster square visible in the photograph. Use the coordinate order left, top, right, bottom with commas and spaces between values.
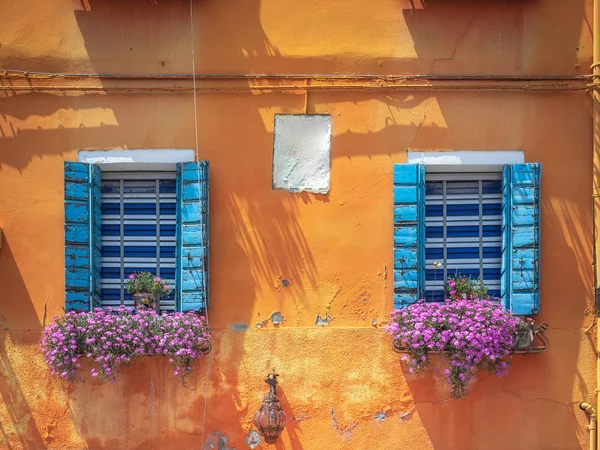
273, 115, 331, 194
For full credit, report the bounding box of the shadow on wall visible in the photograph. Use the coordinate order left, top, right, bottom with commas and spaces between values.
403, 0, 586, 75
0, 0, 592, 448
275, 387, 302, 450
0, 237, 44, 449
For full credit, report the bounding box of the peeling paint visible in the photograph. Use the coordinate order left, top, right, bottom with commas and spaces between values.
270, 311, 284, 324
375, 412, 386, 421
275, 277, 293, 291
315, 313, 331, 326
399, 407, 415, 423
292, 414, 310, 422
330, 408, 356, 437
244, 430, 262, 449
203, 432, 230, 450
229, 323, 249, 332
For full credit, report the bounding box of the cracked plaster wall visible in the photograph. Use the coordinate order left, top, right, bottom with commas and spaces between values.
0, 0, 596, 448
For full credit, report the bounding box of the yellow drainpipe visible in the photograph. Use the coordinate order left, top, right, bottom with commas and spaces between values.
592, 0, 600, 447
581, 402, 597, 450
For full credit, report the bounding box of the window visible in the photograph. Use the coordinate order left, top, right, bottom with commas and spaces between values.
64, 155, 209, 313
424, 171, 502, 302
393, 159, 540, 315
99, 171, 177, 311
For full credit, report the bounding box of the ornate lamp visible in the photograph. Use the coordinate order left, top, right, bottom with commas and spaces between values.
253, 371, 287, 444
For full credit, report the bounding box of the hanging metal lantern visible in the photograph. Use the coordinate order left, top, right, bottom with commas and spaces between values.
253, 371, 287, 444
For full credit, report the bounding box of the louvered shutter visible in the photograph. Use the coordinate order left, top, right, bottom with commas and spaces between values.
176, 161, 209, 312
64, 162, 101, 311
99, 172, 177, 311
424, 172, 503, 301
393, 163, 426, 307
501, 163, 541, 315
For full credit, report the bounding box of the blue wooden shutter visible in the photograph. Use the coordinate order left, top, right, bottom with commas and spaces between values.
64, 162, 101, 311
501, 163, 541, 315
393, 163, 425, 307
176, 161, 209, 312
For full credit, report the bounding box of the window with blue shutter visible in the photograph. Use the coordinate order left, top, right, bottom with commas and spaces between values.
392, 162, 541, 315
393, 164, 425, 308
177, 161, 210, 312
501, 163, 541, 315
64, 162, 101, 311
64, 160, 210, 313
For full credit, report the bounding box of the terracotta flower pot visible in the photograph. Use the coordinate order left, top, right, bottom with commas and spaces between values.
133, 293, 160, 312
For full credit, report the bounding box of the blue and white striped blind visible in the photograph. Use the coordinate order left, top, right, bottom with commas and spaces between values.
425, 172, 502, 301
100, 171, 177, 312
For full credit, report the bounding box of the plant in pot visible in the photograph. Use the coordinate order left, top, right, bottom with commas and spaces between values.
126, 271, 172, 312
446, 275, 489, 301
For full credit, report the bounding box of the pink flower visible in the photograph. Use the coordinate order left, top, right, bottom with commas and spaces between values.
448, 280, 456, 287
154, 277, 161, 282
163, 285, 169, 290
450, 290, 457, 295
129, 274, 135, 279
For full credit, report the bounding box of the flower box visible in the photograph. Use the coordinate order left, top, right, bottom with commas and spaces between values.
40, 308, 211, 382
386, 298, 548, 397
392, 322, 548, 356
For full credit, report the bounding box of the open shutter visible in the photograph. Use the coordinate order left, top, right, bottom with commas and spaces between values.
64, 162, 101, 311
393, 163, 425, 307
176, 161, 209, 312
501, 163, 541, 315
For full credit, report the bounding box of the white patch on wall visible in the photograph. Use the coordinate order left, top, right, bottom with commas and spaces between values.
273, 114, 331, 194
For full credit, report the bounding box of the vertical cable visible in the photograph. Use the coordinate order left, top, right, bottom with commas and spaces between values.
189, 0, 199, 160
189, 0, 211, 445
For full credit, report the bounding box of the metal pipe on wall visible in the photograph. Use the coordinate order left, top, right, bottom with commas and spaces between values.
581, 403, 598, 450
591, 0, 600, 447
0, 69, 592, 82
0, 83, 592, 94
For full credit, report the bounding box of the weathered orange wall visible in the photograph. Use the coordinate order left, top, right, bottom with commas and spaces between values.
0, 0, 597, 448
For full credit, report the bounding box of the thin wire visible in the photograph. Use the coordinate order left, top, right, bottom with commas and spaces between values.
189, 0, 199, 159
198, 163, 211, 447
189, 0, 210, 445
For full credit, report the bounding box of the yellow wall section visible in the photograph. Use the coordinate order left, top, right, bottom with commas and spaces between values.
0, 0, 597, 448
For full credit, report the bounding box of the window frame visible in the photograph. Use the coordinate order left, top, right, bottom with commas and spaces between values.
423, 169, 504, 302
99, 169, 178, 312
393, 151, 541, 316
65, 150, 210, 314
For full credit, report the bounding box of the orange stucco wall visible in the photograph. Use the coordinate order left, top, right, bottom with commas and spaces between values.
0, 0, 597, 449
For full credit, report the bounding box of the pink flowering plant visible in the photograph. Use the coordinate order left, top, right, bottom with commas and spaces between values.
386, 299, 521, 398
40, 307, 211, 382
126, 271, 172, 297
